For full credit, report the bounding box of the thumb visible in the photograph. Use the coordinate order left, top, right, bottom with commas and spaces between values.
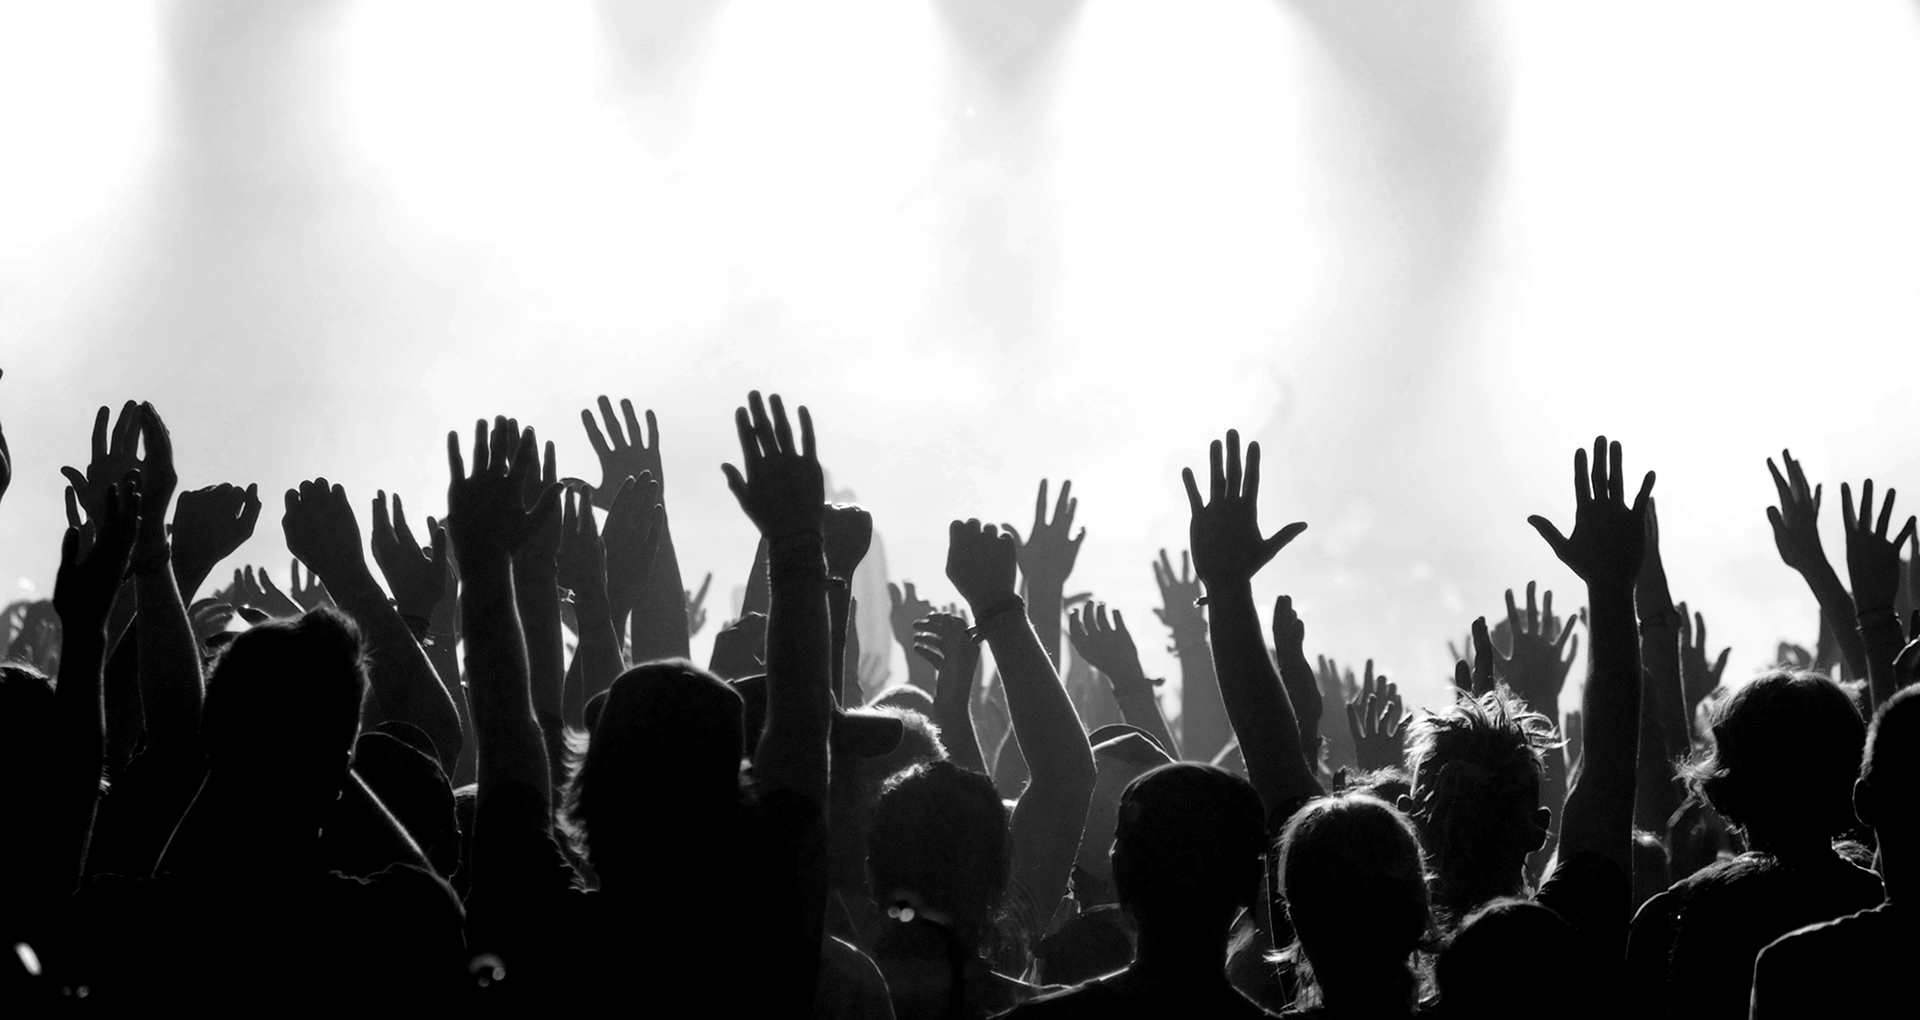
1528, 515, 1570, 560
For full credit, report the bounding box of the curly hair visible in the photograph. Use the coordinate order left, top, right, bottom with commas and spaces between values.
1403, 685, 1559, 918
867, 759, 1011, 945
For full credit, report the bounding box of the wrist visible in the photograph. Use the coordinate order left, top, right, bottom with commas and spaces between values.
968, 596, 1027, 642
130, 541, 172, 577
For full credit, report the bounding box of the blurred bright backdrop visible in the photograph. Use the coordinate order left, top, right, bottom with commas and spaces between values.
4, 0, 1919, 722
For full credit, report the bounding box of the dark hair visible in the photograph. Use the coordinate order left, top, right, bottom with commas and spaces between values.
1110, 763, 1265, 930
1278, 793, 1432, 1010
867, 759, 1010, 943
1436, 897, 1576, 1016
201, 607, 368, 770
562, 660, 744, 877
1857, 685, 1920, 828
1679, 670, 1864, 841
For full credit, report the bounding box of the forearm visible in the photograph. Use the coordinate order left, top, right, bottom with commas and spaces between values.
1173, 627, 1229, 763
1561, 585, 1640, 874
758, 535, 832, 805
1858, 609, 1905, 709
984, 608, 1096, 794
460, 556, 549, 804
828, 584, 855, 707
933, 678, 988, 775
512, 561, 566, 726
1025, 580, 1065, 669
572, 588, 627, 708
901, 642, 936, 693
1799, 563, 1868, 679
134, 557, 203, 751
631, 512, 691, 662
1100, 655, 1179, 759
51, 628, 109, 889
1205, 583, 1321, 816
1276, 643, 1323, 769
328, 567, 465, 772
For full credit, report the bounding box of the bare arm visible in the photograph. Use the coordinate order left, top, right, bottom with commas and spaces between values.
1530, 436, 1653, 883
1068, 602, 1178, 758
128, 404, 203, 754
1153, 548, 1227, 762
1767, 450, 1869, 680
1840, 479, 1918, 708
1014, 480, 1084, 670
915, 610, 988, 774
950, 518, 1096, 930
1183, 430, 1321, 821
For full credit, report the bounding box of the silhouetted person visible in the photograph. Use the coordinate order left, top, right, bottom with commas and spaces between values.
1750, 684, 1920, 1018
1005, 761, 1274, 1019
1626, 670, 1881, 1019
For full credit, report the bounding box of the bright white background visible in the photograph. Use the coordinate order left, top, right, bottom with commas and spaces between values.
3, 0, 1917, 721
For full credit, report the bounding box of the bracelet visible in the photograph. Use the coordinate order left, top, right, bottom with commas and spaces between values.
1857, 606, 1899, 627
967, 597, 1027, 644
825, 576, 851, 592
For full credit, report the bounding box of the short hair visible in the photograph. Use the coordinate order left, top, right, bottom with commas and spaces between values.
1110, 763, 1265, 930
867, 759, 1010, 940
1680, 670, 1864, 838
848, 705, 945, 786
201, 607, 368, 770
1436, 897, 1577, 1014
1403, 687, 1556, 906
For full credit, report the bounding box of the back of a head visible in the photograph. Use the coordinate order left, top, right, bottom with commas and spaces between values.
1858, 686, 1920, 852
867, 759, 1010, 941
565, 660, 744, 877
1279, 793, 1431, 981
202, 608, 367, 790
1404, 687, 1555, 913
1684, 670, 1865, 843
1110, 762, 1265, 933
1436, 898, 1577, 1018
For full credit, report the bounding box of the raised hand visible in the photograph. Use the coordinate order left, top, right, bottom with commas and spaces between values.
512, 426, 563, 572
170, 482, 262, 599
225, 565, 302, 618
1151, 548, 1206, 639
370, 491, 448, 623
448, 418, 564, 561
914, 609, 979, 691
600, 472, 663, 624
685, 573, 712, 636
1676, 602, 1729, 717
581, 395, 665, 511
1527, 436, 1654, 594
61, 401, 143, 523
556, 488, 609, 605
288, 559, 332, 611
0, 369, 9, 506
1346, 665, 1408, 773
54, 480, 142, 631
946, 519, 1020, 611
1841, 479, 1917, 615
1766, 449, 1830, 576
283, 479, 370, 590
1500, 582, 1580, 715
721, 392, 824, 544
823, 503, 873, 580
1183, 430, 1307, 588
1067, 602, 1150, 690
1009, 479, 1085, 588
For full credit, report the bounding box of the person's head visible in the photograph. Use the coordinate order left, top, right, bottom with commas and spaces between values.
1855, 685, 1920, 896
1402, 686, 1556, 917
0, 664, 55, 852
1075, 728, 1176, 905
201, 608, 368, 820
1279, 793, 1432, 1010
867, 759, 1009, 946
829, 705, 944, 890
1435, 898, 1577, 1019
563, 660, 744, 884
1110, 763, 1264, 940
1681, 669, 1865, 853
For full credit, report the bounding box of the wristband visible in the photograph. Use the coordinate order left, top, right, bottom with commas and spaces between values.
967, 597, 1027, 644
1857, 606, 1898, 627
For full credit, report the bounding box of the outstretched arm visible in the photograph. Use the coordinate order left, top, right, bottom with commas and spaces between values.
1528, 436, 1652, 885
557, 488, 626, 717
169, 482, 261, 602
1012, 480, 1085, 670
824, 504, 873, 707
508, 432, 566, 789
126, 404, 204, 754
889, 581, 937, 693
1153, 549, 1227, 762
284, 477, 464, 773
1183, 430, 1321, 821
1767, 450, 1868, 680
49, 480, 142, 890
949, 518, 1096, 929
